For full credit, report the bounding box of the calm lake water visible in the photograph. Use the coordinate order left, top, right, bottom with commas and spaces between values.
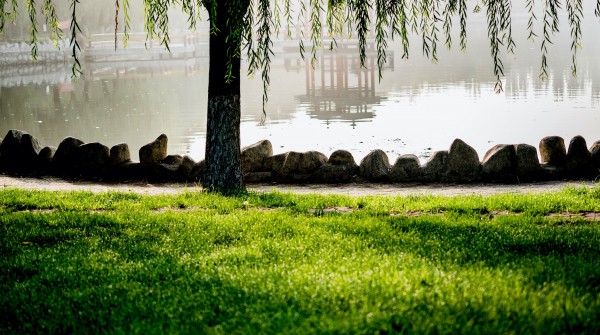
1, 4, 599, 163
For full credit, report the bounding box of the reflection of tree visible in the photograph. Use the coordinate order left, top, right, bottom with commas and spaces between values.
294, 41, 392, 125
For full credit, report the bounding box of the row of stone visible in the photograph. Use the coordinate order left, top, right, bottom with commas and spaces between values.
1, 129, 599, 184
241, 137, 600, 183
0, 130, 201, 182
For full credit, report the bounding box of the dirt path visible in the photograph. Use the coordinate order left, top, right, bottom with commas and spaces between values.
1, 175, 595, 196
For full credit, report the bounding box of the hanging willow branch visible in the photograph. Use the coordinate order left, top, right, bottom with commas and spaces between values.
70, 0, 82, 76
26, 0, 38, 60
42, 0, 62, 48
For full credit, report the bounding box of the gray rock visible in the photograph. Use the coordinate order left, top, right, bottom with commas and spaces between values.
53, 137, 85, 176
109, 162, 143, 181
481, 144, 517, 182
241, 140, 272, 172
325, 150, 359, 179
38, 146, 56, 163
591, 140, 600, 174
539, 136, 566, 167
190, 160, 205, 181
329, 150, 357, 166
359, 149, 390, 181
446, 139, 480, 181
264, 153, 289, 174
421, 151, 449, 182
244, 171, 273, 183
77, 142, 110, 178
566, 136, 595, 179
539, 164, 564, 181
139, 134, 168, 165
163, 154, 183, 166
0, 129, 41, 173
313, 164, 356, 183
390, 154, 422, 182
178, 155, 196, 178
514, 144, 541, 181
110, 143, 131, 165
37, 146, 56, 175
280, 151, 328, 176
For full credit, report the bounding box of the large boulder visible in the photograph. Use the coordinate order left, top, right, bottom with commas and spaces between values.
446, 139, 480, 181
36, 146, 56, 176
190, 160, 205, 182
178, 155, 196, 179
514, 144, 541, 181
110, 143, 131, 165
313, 164, 357, 183
244, 171, 274, 183
52, 137, 85, 176
241, 140, 272, 173
162, 154, 183, 166
390, 154, 422, 182
139, 134, 168, 165
263, 153, 289, 174
359, 149, 390, 181
280, 151, 328, 181
481, 144, 517, 182
37, 146, 56, 164
591, 140, 600, 176
421, 151, 448, 182
539, 136, 566, 167
566, 136, 595, 179
77, 142, 110, 178
329, 150, 358, 167
0, 129, 42, 173
314, 149, 360, 182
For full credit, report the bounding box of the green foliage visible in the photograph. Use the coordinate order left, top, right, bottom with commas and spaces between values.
1, 186, 600, 333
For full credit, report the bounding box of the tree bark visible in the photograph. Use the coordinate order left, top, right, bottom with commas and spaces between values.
203, 3, 245, 194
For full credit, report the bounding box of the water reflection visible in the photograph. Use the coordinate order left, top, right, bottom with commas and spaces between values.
297, 45, 391, 125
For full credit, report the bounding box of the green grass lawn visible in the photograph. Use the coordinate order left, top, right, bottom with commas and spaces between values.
1, 185, 600, 334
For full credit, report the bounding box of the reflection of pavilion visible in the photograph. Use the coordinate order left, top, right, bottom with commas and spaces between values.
293, 41, 393, 127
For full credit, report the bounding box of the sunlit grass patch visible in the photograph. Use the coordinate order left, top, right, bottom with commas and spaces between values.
1, 185, 599, 334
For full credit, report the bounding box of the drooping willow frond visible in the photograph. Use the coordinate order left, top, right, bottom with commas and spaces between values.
26, 0, 38, 60
114, 0, 120, 50
143, 0, 172, 52
1, 0, 20, 31
0, 0, 7, 31
257, 0, 275, 113
486, 0, 506, 93
70, 0, 82, 77
309, 0, 324, 68
566, 0, 582, 76
526, 0, 537, 40
122, 0, 131, 47
350, 0, 371, 69
43, 0, 62, 48
375, 0, 388, 80
540, 0, 561, 80
458, 0, 467, 51
389, 0, 410, 59
443, 0, 457, 50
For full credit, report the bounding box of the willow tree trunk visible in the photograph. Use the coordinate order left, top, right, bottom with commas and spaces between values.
203, 3, 245, 194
